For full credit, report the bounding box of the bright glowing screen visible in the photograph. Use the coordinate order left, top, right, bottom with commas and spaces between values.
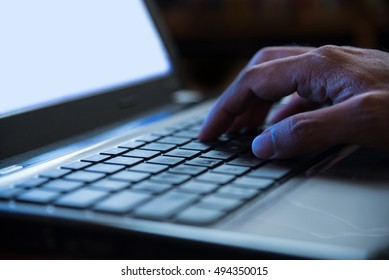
0, 0, 172, 117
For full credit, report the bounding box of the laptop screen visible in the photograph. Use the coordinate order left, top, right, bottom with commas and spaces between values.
0, 0, 172, 118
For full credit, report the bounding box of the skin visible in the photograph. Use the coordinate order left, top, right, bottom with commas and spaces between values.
199, 45, 389, 159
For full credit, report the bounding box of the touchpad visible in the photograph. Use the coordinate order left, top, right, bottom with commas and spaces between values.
223, 148, 389, 248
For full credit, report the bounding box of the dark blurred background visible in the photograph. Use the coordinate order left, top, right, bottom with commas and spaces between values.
154, 0, 389, 94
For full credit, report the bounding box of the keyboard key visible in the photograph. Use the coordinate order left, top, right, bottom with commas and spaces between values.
150, 173, 190, 185
216, 186, 258, 200
234, 132, 258, 144
243, 151, 266, 160
187, 124, 202, 131
175, 206, 226, 225
195, 173, 235, 185
157, 136, 190, 145
217, 134, 235, 142
198, 195, 243, 212
141, 143, 176, 152
129, 163, 168, 174
104, 156, 143, 166
232, 177, 274, 190
182, 118, 202, 126
201, 150, 236, 161
89, 179, 129, 192
118, 141, 144, 149
61, 161, 92, 170
15, 178, 48, 189
215, 141, 249, 153
212, 165, 250, 176
166, 121, 192, 130
164, 149, 200, 159
0, 188, 23, 200
132, 181, 172, 194
181, 142, 214, 152
228, 153, 265, 168
110, 170, 150, 183
123, 149, 160, 159
85, 163, 125, 174
133, 191, 199, 220
100, 147, 128, 156
17, 189, 59, 204
248, 163, 292, 179
147, 156, 185, 166
172, 130, 198, 139
135, 134, 161, 143
65, 171, 105, 183
151, 128, 176, 137
94, 191, 151, 214
42, 180, 84, 193
185, 158, 222, 168
39, 168, 71, 179
81, 154, 110, 163
169, 165, 207, 176
55, 189, 108, 208
179, 181, 219, 194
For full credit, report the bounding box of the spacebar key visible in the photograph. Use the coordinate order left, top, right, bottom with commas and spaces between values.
133, 190, 199, 220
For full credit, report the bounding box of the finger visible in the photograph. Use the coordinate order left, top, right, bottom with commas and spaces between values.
247, 46, 314, 67
268, 93, 321, 124
199, 47, 314, 141
252, 93, 381, 159
199, 86, 257, 141
199, 53, 306, 141
226, 99, 273, 134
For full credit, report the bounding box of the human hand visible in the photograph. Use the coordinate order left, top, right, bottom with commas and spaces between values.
199, 45, 389, 159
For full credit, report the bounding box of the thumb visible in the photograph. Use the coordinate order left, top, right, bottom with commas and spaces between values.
252, 94, 374, 159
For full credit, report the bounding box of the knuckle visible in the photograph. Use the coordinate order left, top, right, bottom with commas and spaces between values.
287, 114, 313, 143
313, 45, 339, 57
310, 45, 358, 71
251, 47, 278, 64
307, 45, 342, 67
238, 66, 256, 84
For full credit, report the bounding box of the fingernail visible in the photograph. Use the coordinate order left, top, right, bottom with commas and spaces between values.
252, 129, 274, 159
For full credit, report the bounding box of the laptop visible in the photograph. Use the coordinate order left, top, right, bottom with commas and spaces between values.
0, 0, 388, 260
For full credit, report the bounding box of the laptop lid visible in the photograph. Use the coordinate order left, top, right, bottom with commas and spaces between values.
0, 0, 182, 160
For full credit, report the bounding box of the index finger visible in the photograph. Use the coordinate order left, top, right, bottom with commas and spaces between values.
199, 54, 304, 141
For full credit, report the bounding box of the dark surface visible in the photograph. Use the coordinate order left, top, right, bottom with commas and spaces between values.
0, 215, 296, 260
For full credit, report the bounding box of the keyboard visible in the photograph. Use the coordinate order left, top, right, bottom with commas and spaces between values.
0, 118, 316, 226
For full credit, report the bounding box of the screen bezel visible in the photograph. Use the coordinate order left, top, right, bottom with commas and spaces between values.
0, 0, 183, 159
